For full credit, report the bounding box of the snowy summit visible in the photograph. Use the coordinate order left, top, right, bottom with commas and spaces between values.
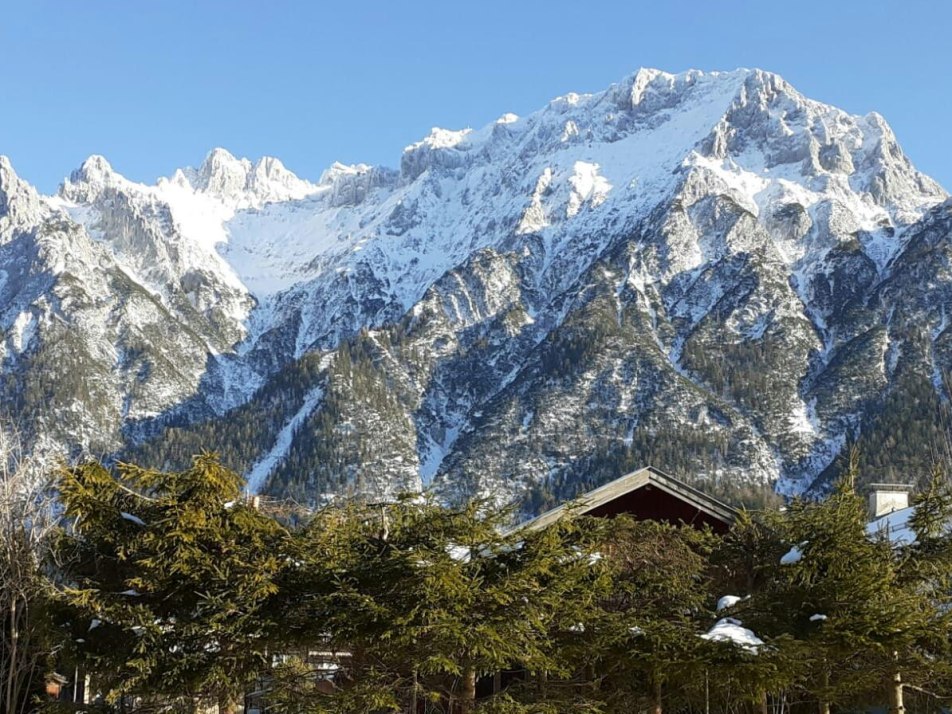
0, 67, 949, 505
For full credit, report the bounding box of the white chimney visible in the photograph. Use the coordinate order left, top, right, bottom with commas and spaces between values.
867, 483, 913, 519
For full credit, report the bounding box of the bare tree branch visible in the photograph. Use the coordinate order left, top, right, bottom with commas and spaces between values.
0, 424, 59, 714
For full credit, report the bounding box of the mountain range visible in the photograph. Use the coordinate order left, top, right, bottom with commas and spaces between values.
2, 67, 950, 510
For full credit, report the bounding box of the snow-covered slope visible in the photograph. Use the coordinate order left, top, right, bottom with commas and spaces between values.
2, 68, 950, 506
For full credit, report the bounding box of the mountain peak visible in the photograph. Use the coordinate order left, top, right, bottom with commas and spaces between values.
253, 155, 288, 175
195, 147, 252, 198
248, 156, 318, 204
0, 155, 43, 234
319, 161, 374, 184
614, 68, 752, 114
4, 67, 952, 507
406, 127, 473, 153
318, 161, 397, 207
58, 154, 126, 203
0, 155, 19, 193
204, 146, 239, 163
69, 155, 117, 186
180, 148, 321, 205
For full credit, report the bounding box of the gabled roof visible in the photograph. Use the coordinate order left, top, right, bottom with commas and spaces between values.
522, 466, 739, 531
867, 505, 917, 546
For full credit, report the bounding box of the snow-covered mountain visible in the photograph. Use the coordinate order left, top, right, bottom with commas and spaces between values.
2, 68, 950, 508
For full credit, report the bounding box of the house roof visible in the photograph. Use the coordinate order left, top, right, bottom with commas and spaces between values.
522, 466, 739, 531
867, 505, 917, 546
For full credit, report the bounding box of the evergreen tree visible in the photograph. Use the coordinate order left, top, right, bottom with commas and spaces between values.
55, 454, 290, 713
709, 509, 806, 713
280, 497, 610, 713
889, 465, 952, 712
586, 517, 716, 714
757, 456, 944, 714
711, 508, 788, 598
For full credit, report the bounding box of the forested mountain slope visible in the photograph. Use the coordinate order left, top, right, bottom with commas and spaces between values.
1, 68, 949, 508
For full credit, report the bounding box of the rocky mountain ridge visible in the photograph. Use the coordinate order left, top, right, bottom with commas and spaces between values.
1, 68, 949, 508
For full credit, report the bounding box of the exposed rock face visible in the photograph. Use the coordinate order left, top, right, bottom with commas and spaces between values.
1, 68, 950, 507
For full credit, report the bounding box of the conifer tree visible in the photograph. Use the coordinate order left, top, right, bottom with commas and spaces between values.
712, 508, 787, 595
55, 454, 290, 713
586, 517, 716, 714
758, 456, 942, 713
708, 508, 803, 712
906, 465, 952, 577
281, 497, 610, 713
888, 465, 952, 712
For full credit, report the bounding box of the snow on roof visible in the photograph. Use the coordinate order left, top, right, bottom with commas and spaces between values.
782, 504, 922, 566
866, 505, 917, 546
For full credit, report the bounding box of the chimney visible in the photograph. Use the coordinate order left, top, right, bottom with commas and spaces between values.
867, 483, 913, 519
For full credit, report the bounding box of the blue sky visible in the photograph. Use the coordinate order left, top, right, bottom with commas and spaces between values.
3, 1, 951, 193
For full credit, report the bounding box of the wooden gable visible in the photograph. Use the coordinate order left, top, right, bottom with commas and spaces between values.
523, 466, 737, 534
